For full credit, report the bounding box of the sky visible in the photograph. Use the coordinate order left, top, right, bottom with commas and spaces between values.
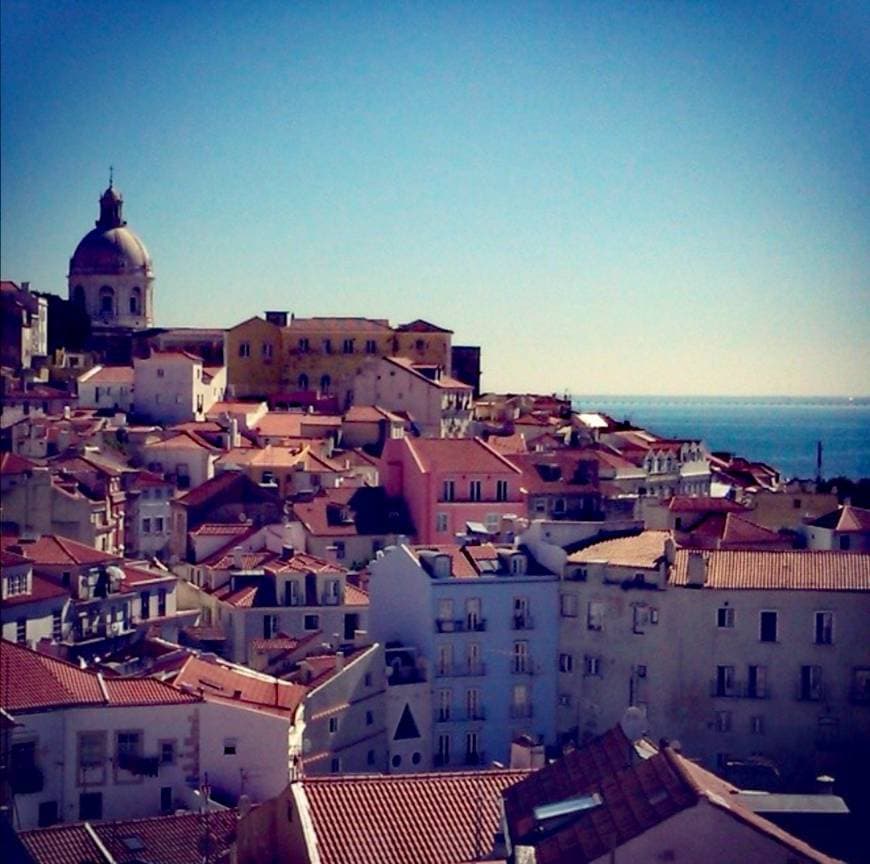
2, 1, 868, 396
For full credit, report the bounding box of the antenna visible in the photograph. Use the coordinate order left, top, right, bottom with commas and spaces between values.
109, 165, 114, 187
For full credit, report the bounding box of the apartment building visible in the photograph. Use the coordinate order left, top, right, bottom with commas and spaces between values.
369, 542, 559, 767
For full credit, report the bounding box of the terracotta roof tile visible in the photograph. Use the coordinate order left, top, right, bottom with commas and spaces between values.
103, 677, 200, 706
148, 430, 220, 451
1, 534, 117, 567
404, 437, 522, 475
568, 531, 670, 568
82, 365, 134, 384
0, 451, 38, 474
19, 810, 239, 864
671, 548, 870, 590
301, 769, 529, 864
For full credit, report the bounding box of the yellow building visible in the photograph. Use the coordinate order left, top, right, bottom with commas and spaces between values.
226, 313, 453, 406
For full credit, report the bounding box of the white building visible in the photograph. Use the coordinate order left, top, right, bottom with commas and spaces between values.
76, 365, 134, 413
354, 356, 473, 438
133, 351, 226, 426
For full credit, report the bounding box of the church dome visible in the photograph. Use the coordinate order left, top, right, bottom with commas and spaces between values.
69, 183, 153, 276
70, 226, 153, 276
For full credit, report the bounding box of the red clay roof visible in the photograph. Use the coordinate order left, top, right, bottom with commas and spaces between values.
286, 316, 392, 332
103, 677, 199, 706
671, 549, 870, 590
808, 504, 870, 533
403, 436, 522, 475
83, 365, 134, 384
2, 534, 117, 567
568, 531, 670, 568
0, 451, 38, 474
19, 809, 239, 864
680, 512, 787, 548
503, 728, 835, 864
300, 769, 529, 864
174, 655, 306, 718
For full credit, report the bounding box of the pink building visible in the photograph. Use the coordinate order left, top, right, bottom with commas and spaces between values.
381, 437, 523, 543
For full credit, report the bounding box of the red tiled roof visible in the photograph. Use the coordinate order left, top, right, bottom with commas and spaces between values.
286, 316, 392, 332
344, 404, 401, 423
119, 564, 175, 589
147, 430, 220, 451
404, 436, 522, 475
174, 655, 306, 717
680, 512, 787, 548
0, 572, 68, 607
671, 549, 870, 591
19, 809, 239, 864
0, 640, 104, 711
383, 356, 471, 390
808, 504, 870, 533
568, 531, 670, 568
82, 365, 134, 384
2, 534, 117, 567
301, 769, 530, 864
0, 451, 38, 474
396, 318, 453, 333
125, 469, 169, 490
503, 728, 835, 864
103, 677, 200, 706
412, 545, 479, 579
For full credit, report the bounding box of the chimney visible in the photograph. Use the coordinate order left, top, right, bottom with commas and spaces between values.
232, 546, 244, 570
816, 775, 835, 795
281, 544, 293, 561
21, 281, 30, 293
63, 405, 72, 420
230, 416, 240, 448
510, 735, 545, 770
686, 551, 707, 588
334, 650, 345, 671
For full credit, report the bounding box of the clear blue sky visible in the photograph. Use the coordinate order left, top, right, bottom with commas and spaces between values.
2, 1, 868, 396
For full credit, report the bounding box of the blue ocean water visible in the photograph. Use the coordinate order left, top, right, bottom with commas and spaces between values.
571, 396, 870, 481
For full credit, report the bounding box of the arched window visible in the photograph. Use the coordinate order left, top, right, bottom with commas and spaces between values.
320, 374, 331, 394
99, 286, 114, 315
298, 374, 309, 390
72, 285, 86, 307
129, 287, 141, 315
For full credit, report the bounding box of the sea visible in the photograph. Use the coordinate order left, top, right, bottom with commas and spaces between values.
571, 395, 870, 481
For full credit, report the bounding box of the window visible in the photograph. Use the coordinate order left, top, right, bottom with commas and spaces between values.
161, 786, 173, 812
238, 342, 251, 358
319, 374, 331, 394
496, 480, 508, 501
304, 614, 320, 631
155, 517, 164, 533
512, 596, 531, 629
298, 338, 310, 353
510, 683, 529, 718
465, 597, 482, 631
262, 342, 273, 359
159, 740, 176, 764
436, 512, 449, 533
365, 339, 377, 354
512, 640, 529, 674
632, 604, 652, 634
329, 717, 339, 734
342, 338, 354, 354
333, 542, 346, 561
759, 610, 778, 643
16, 618, 26, 644
750, 715, 765, 735
6, 571, 28, 595
140, 591, 150, 620
437, 688, 452, 721
799, 665, 823, 701
442, 480, 455, 502
322, 338, 332, 354
717, 607, 735, 628
156, 368, 165, 378
469, 480, 482, 502
79, 731, 106, 774
559, 653, 574, 673
437, 643, 452, 676
715, 710, 732, 733
584, 655, 602, 677
366, 710, 374, 726
715, 665, 736, 697
298, 373, 309, 390
465, 688, 481, 720
157, 589, 167, 617
560, 593, 578, 618
465, 731, 480, 764
223, 738, 237, 755
851, 667, 870, 704
587, 601, 604, 631
364, 672, 373, 687
747, 664, 768, 698
330, 758, 340, 773
814, 611, 833, 645
839, 535, 851, 550
467, 642, 481, 675
52, 611, 62, 640
436, 733, 451, 766
79, 792, 103, 820
38, 801, 58, 827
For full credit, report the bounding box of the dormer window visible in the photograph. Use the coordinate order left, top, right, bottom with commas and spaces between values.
5, 570, 29, 597
510, 554, 527, 575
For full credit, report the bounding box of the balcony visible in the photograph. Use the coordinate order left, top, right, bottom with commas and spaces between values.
118, 753, 160, 776
795, 684, 825, 703
10, 764, 44, 795
463, 750, 487, 766
509, 704, 534, 719
435, 618, 487, 634
435, 663, 487, 678
510, 661, 539, 676
511, 615, 535, 631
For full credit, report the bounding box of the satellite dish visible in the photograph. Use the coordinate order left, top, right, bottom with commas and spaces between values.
620, 706, 647, 742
